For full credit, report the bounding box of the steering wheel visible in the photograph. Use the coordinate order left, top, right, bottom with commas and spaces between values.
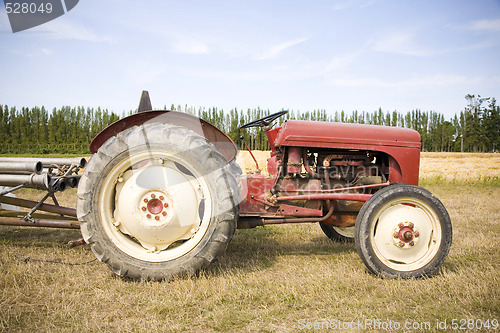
240, 110, 289, 129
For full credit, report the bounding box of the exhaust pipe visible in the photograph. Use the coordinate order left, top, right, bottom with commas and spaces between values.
0, 173, 51, 189
0, 161, 43, 175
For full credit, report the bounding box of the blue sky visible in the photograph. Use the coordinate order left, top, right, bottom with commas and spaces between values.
1, 0, 499, 119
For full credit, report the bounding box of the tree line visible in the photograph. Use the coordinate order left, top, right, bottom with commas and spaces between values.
0, 94, 498, 154
175, 94, 499, 153
0, 105, 119, 154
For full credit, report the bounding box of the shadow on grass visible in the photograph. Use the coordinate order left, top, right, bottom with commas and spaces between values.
0, 224, 358, 280
208, 226, 357, 276
0, 226, 82, 248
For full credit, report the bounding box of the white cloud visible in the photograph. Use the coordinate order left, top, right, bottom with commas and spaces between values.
466, 18, 500, 32
332, 0, 376, 11
171, 38, 210, 55
182, 62, 316, 82
328, 74, 481, 88
9, 47, 54, 57
325, 45, 368, 71
372, 32, 436, 56
326, 54, 354, 71
256, 37, 308, 60
30, 18, 113, 42
41, 48, 53, 55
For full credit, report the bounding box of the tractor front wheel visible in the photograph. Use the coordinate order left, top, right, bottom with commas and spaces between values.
355, 184, 452, 279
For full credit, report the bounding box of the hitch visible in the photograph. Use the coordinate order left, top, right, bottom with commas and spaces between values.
0, 157, 85, 229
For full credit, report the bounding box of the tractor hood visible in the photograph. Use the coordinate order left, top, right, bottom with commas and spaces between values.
274, 120, 421, 150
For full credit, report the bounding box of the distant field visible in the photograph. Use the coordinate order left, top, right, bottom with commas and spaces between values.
0, 152, 499, 332
419, 152, 500, 184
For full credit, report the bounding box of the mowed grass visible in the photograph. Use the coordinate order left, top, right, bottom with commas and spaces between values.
1, 153, 499, 332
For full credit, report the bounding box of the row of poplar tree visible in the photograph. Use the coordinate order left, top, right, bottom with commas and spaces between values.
0, 94, 498, 154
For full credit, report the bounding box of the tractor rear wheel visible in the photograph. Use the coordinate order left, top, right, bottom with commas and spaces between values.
355, 184, 452, 279
77, 123, 239, 281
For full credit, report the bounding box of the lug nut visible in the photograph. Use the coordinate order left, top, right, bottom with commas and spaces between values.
155, 216, 160, 220
142, 207, 147, 211
393, 232, 399, 238
162, 211, 167, 216
399, 241, 405, 248
146, 214, 151, 218
159, 196, 164, 200
409, 222, 414, 229
409, 241, 415, 246
398, 223, 404, 228
164, 203, 169, 208
144, 198, 148, 203
403, 231, 413, 241
151, 194, 156, 198
414, 231, 420, 238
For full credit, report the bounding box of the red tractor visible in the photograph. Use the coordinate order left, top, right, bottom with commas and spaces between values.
0, 97, 452, 281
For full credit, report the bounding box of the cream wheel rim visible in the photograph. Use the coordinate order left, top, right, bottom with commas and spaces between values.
370, 198, 442, 271
98, 150, 213, 262
333, 226, 354, 238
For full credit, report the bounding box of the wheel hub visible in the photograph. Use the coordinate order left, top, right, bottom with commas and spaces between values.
139, 191, 172, 228
112, 163, 201, 252
392, 221, 420, 249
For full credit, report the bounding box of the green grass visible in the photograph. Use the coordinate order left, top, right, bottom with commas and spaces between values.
0, 184, 499, 332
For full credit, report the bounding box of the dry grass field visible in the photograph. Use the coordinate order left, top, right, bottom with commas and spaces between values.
419, 152, 500, 184
0, 152, 499, 332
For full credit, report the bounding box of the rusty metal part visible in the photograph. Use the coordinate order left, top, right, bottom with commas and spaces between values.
0, 217, 80, 229
276, 204, 322, 217
322, 154, 343, 167
251, 195, 278, 207
392, 221, 420, 249
333, 200, 364, 212
277, 193, 371, 202
0, 211, 77, 220
241, 136, 261, 174
355, 176, 383, 185
0, 173, 51, 189
0, 161, 43, 175
277, 182, 390, 194
0, 195, 76, 217
302, 151, 319, 178
322, 213, 358, 227
238, 200, 334, 228
287, 147, 302, 174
